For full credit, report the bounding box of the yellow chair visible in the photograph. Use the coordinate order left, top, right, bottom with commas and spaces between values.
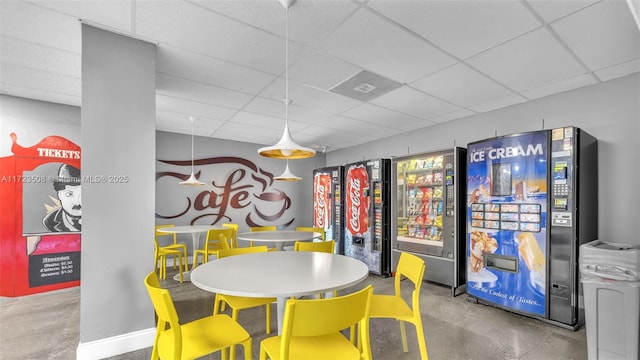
154, 225, 187, 283
295, 226, 325, 242
221, 223, 239, 248
144, 272, 252, 360
192, 228, 232, 268
370, 251, 429, 359
259, 285, 373, 360
250, 226, 277, 248
293, 240, 337, 297
214, 246, 276, 358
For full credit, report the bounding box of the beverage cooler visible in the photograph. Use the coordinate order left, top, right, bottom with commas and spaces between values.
312, 166, 344, 254
466, 126, 597, 329
392, 147, 467, 296
344, 158, 391, 277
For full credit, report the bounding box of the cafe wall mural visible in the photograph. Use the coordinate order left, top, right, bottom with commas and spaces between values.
0, 133, 81, 297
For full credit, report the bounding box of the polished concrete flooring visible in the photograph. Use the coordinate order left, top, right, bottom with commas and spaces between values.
1, 267, 588, 360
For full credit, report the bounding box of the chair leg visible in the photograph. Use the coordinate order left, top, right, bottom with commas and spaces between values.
399, 320, 409, 352
265, 303, 271, 335
230, 308, 240, 360
414, 320, 429, 360
177, 253, 183, 283
243, 338, 252, 360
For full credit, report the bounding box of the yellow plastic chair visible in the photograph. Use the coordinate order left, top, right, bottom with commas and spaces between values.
295, 226, 325, 241
154, 225, 186, 283
259, 285, 373, 360
221, 223, 239, 248
144, 272, 252, 360
293, 240, 337, 297
214, 245, 276, 358
192, 228, 232, 268
249, 226, 277, 248
370, 251, 429, 359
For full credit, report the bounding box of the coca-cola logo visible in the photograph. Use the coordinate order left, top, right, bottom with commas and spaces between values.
156, 156, 293, 227
348, 177, 361, 232
315, 183, 325, 227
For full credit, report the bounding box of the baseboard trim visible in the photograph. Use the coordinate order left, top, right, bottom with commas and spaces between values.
76, 327, 155, 359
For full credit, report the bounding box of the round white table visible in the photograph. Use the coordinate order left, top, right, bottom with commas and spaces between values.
190, 251, 369, 335
156, 225, 224, 281
236, 230, 321, 251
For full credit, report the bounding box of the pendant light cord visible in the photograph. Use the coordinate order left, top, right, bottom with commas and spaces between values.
285, 6, 289, 127
190, 116, 195, 173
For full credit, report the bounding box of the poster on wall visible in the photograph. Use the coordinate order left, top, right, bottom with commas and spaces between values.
0, 133, 81, 297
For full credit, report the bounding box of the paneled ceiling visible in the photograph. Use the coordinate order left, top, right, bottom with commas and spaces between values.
1, 0, 639, 152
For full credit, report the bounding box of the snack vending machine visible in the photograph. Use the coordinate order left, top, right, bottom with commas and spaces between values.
344, 158, 391, 276
312, 166, 344, 254
466, 127, 597, 329
392, 147, 467, 296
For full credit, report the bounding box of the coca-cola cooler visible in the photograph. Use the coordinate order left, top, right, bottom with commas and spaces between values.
312, 166, 344, 254
344, 158, 391, 277
392, 147, 467, 296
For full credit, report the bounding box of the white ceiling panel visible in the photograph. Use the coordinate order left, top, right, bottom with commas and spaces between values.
315, 8, 455, 83
2, 0, 638, 152
467, 27, 586, 92
410, 63, 514, 107
368, 0, 541, 59
551, 0, 640, 70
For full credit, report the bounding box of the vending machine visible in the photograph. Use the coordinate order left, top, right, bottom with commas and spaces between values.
344, 158, 391, 277
312, 166, 344, 254
466, 126, 597, 329
392, 147, 467, 296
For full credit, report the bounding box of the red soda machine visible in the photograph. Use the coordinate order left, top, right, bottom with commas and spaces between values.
466, 126, 597, 329
343, 158, 391, 277
312, 166, 344, 254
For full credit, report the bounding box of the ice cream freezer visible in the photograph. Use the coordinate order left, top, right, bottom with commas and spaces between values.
391, 147, 467, 296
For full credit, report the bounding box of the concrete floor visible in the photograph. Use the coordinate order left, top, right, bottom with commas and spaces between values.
1, 268, 588, 360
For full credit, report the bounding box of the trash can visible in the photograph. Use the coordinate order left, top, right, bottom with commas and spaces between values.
579, 240, 640, 360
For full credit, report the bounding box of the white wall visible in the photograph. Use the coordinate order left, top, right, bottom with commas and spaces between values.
328, 73, 640, 245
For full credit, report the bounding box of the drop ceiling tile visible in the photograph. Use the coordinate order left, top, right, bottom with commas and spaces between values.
288, 50, 362, 90
368, 0, 541, 59
521, 73, 597, 99
467, 27, 585, 92
551, 0, 640, 70
429, 109, 476, 124
1, 36, 80, 77
594, 58, 640, 81
217, 120, 284, 143
1, 1, 80, 53
156, 94, 237, 121
371, 86, 461, 119
135, 0, 301, 75
524, 0, 599, 23
0, 83, 80, 107
341, 102, 427, 127
243, 97, 334, 125
157, 46, 276, 95
27, 0, 133, 34
315, 8, 455, 83
411, 63, 514, 108
259, 78, 362, 114
0, 62, 80, 98
468, 94, 528, 113
228, 110, 284, 129
193, 0, 357, 46
210, 128, 271, 145
156, 73, 253, 110
156, 110, 225, 133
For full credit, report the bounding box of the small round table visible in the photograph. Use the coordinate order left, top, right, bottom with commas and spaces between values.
156, 225, 224, 281
236, 230, 321, 251
190, 251, 369, 335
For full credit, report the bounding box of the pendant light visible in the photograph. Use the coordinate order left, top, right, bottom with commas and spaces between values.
258, 0, 315, 160
179, 116, 205, 186
274, 159, 302, 181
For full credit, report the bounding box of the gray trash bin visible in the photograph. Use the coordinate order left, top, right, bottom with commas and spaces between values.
579, 240, 640, 360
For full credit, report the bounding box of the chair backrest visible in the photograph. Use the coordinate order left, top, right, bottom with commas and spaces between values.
221, 223, 239, 248
250, 226, 277, 232
144, 272, 183, 359
395, 252, 426, 315
293, 240, 335, 253
204, 228, 233, 252
217, 245, 269, 258
295, 226, 325, 241
280, 285, 373, 359
155, 224, 177, 246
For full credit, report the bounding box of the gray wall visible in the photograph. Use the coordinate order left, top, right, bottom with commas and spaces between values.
328, 73, 640, 246
80, 25, 157, 342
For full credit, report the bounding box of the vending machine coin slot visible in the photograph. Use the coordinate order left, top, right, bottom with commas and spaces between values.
484, 253, 519, 273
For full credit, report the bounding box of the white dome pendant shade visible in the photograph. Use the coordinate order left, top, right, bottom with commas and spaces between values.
258, 0, 315, 160
274, 160, 302, 181
179, 116, 206, 186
